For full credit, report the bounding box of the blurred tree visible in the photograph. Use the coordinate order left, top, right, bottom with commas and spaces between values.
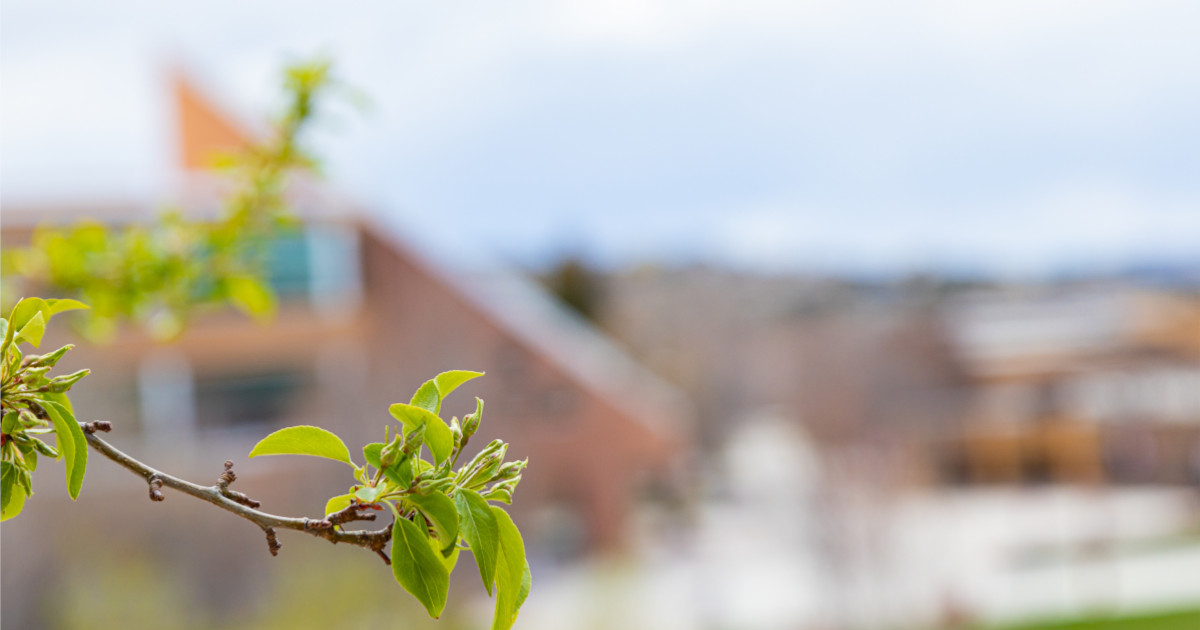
542, 257, 605, 323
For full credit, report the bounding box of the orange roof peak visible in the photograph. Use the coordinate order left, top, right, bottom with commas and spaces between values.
171, 72, 254, 171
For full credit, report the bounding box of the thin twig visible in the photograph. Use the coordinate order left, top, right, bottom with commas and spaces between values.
80, 425, 392, 561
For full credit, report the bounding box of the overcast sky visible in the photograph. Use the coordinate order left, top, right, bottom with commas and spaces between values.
4, 1, 1199, 276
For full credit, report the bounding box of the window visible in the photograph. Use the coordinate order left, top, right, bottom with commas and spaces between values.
263, 223, 363, 316
193, 370, 311, 431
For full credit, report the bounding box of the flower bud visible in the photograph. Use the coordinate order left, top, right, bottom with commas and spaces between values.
462, 398, 483, 439
26, 345, 73, 369
48, 369, 90, 393
22, 366, 51, 385
32, 438, 58, 458
464, 444, 508, 489
401, 423, 427, 457
379, 433, 404, 468
481, 481, 516, 504
450, 417, 462, 453
492, 458, 527, 483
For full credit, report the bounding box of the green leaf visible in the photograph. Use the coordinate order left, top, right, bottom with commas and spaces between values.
248, 425, 354, 467
16, 312, 46, 348
41, 400, 87, 499
455, 489, 499, 595
392, 516, 451, 619
491, 506, 528, 630
1, 462, 28, 521
44, 298, 90, 315
363, 442, 385, 469
406, 491, 459, 554
387, 404, 453, 464
434, 370, 483, 401
411, 380, 440, 414
324, 493, 355, 519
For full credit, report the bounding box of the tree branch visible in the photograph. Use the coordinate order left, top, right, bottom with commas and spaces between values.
79, 424, 392, 561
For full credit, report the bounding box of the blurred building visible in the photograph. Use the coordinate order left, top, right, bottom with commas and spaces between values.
934, 288, 1200, 487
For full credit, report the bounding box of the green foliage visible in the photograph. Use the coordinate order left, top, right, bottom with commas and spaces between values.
0, 298, 91, 520
0, 62, 334, 340
248, 373, 531, 624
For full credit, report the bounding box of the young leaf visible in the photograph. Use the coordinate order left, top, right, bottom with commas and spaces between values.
15, 312, 46, 348
392, 516, 451, 619
355, 485, 384, 503
387, 404, 453, 464
1, 463, 28, 521
455, 488, 499, 595
248, 425, 354, 467
434, 370, 483, 401
41, 400, 87, 499
9, 298, 48, 331
491, 506, 528, 630
410, 380, 440, 414
384, 458, 416, 488
406, 491, 459, 554
44, 298, 90, 315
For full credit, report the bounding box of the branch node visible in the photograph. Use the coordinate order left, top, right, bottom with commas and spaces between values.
82, 421, 113, 434
264, 527, 282, 556
215, 460, 261, 508
216, 460, 237, 489
325, 501, 379, 527
147, 476, 165, 502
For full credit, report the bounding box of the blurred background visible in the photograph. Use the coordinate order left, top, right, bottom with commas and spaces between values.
4, 1, 1200, 629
